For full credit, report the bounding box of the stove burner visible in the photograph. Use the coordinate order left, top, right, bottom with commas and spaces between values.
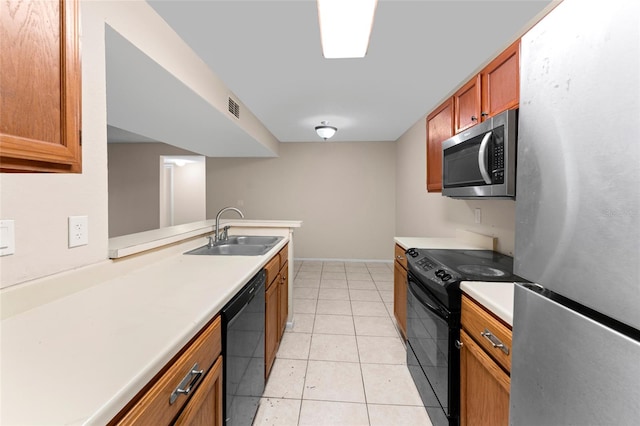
458, 264, 508, 277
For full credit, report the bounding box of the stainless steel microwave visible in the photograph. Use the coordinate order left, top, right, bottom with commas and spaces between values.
442, 109, 517, 199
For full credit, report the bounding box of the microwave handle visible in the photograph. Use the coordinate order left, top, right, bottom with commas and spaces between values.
478, 131, 493, 184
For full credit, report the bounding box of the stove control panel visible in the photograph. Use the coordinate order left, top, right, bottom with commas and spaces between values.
406, 248, 461, 284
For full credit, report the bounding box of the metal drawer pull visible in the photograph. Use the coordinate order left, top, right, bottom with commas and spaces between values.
480, 329, 510, 355
396, 255, 404, 260
170, 363, 204, 404
455, 340, 463, 349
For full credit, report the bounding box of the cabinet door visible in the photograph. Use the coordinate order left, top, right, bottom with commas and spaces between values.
265, 281, 279, 379
115, 317, 221, 425
481, 40, 520, 120
278, 261, 289, 337
459, 330, 510, 426
454, 75, 481, 134
461, 296, 512, 372
393, 261, 407, 340
0, 0, 82, 172
425, 98, 454, 192
174, 356, 223, 426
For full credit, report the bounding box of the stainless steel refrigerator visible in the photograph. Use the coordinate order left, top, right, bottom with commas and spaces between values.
511, 0, 640, 424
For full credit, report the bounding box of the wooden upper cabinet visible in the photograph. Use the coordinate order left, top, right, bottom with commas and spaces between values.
481, 40, 520, 119
453, 75, 482, 134
450, 39, 520, 136
426, 98, 454, 192
0, 0, 82, 173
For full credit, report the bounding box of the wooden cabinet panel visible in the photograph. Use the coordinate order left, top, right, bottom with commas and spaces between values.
394, 244, 408, 270
459, 330, 510, 426
481, 40, 520, 119
454, 75, 481, 134
425, 98, 454, 193
115, 316, 222, 425
264, 244, 289, 379
393, 261, 407, 340
461, 296, 512, 373
278, 244, 289, 267
0, 0, 82, 172
278, 261, 288, 337
173, 356, 223, 426
265, 280, 279, 379
393, 244, 408, 340
265, 255, 280, 288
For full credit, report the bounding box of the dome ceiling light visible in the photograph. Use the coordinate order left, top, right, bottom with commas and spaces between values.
315, 121, 338, 140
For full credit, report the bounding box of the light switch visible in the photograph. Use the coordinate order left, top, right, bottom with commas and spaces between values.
0, 220, 16, 256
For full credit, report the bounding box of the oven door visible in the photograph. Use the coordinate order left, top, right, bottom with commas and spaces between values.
406, 274, 459, 426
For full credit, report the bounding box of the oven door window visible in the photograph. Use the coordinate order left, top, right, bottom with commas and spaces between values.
443, 127, 503, 188
407, 279, 452, 414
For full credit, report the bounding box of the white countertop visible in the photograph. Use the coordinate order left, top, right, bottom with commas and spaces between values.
1, 222, 299, 425
460, 281, 515, 325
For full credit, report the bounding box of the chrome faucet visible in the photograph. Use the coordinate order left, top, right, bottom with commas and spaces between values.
213, 206, 244, 244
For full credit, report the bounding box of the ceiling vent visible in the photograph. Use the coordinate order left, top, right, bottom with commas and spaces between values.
228, 97, 240, 119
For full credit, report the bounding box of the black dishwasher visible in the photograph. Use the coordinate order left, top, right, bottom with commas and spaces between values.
222, 269, 266, 426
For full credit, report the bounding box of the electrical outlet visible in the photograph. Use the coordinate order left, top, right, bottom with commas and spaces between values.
68, 216, 88, 248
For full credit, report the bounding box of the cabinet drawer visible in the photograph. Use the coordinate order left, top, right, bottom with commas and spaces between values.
265, 255, 280, 288
394, 244, 407, 270
461, 295, 512, 373
116, 316, 222, 425
278, 244, 289, 268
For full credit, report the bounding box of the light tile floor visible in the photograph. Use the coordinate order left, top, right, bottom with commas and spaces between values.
253, 260, 433, 426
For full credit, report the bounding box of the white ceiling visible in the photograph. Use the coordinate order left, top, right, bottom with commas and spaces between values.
145, 0, 554, 143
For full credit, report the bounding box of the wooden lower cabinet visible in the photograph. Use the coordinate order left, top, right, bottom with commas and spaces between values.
174, 356, 223, 426
264, 244, 289, 379
459, 330, 510, 426
393, 244, 408, 340
278, 261, 289, 336
460, 295, 512, 426
112, 316, 222, 426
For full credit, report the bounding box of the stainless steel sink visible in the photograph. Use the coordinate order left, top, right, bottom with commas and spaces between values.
224, 235, 281, 246
184, 235, 283, 256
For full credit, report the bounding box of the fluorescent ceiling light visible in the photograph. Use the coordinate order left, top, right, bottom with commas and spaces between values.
317, 0, 378, 59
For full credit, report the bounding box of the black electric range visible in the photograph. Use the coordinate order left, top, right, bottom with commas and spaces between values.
404, 248, 523, 426
406, 248, 522, 311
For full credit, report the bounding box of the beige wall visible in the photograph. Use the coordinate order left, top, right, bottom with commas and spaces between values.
206, 142, 396, 260
172, 159, 206, 227
107, 143, 199, 237
395, 117, 516, 255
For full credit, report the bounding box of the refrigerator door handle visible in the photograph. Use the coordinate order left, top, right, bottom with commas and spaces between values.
481, 328, 509, 355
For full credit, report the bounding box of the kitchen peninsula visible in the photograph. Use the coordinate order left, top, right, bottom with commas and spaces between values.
0, 220, 300, 425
